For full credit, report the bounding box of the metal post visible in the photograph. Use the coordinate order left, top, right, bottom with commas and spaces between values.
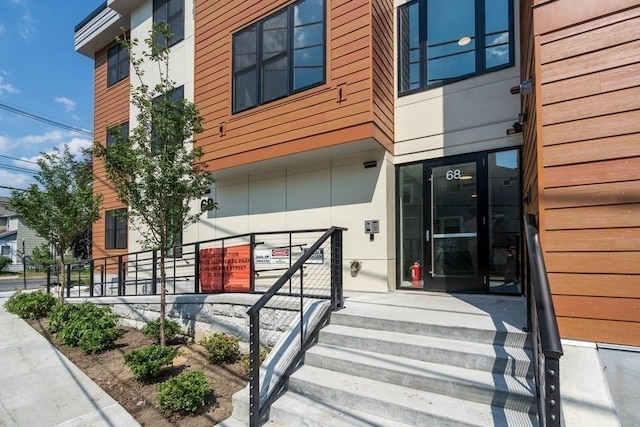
300, 266, 304, 346
249, 235, 256, 292
46, 267, 51, 294
152, 250, 158, 294
66, 263, 71, 298
194, 242, 200, 293
117, 255, 124, 296
331, 229, 344, 310
545, 357, 561, 426
89, 260, 94, 297
22, 239, 26, 290
249, 312, 261, 427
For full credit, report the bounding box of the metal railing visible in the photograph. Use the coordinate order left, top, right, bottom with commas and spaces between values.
55, 228, 343, 300
523, 214, 563, 427
246, 226, 346, 426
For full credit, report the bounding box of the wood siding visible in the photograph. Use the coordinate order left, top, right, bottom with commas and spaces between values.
531, 0, 640, 346
93, 45, 130, 263
193, 0, 394, 171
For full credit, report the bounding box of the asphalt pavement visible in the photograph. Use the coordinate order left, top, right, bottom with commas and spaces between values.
0, 276, 48, 292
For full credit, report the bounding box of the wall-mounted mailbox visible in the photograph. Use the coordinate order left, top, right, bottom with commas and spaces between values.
365, 220, 380, 234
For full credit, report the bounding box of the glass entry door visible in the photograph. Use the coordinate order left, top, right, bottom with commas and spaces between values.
428, 160, 484, 291
398, 149, 521, 294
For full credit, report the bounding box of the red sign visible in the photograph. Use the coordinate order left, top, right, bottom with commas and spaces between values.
199, 244, 251, 293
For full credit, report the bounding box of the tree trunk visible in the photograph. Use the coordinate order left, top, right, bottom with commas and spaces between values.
159, 252, 166, 347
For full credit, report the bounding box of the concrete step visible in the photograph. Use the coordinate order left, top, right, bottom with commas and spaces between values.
268, 391, 412, 426
332, 295, 529, 347
305, 343, 536, 414
288, 365, 538, 427
318, 324, 533, 377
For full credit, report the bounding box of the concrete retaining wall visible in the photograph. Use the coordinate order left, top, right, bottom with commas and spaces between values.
67, 293, 301, 346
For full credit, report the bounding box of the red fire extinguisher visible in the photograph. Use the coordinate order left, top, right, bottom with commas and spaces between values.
410, 261, 422, 287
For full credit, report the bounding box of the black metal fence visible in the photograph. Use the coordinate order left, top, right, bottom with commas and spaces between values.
55, 228, 344, 300
523, 214, 563, 427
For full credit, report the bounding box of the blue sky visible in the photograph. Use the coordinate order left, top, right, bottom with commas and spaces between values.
0, 0, 104, 197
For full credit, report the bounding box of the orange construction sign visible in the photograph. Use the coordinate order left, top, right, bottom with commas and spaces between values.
199, 244, 251, 293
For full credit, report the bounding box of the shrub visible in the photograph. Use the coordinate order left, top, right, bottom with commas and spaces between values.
157, 371, 210, 415
3, 290, 58, 319
200, 333, 239, 364
0, 255, 11, 272
240, 345, 271, 373
48, 302, 121, 354
141, 318, 182, 343
123, 344, 179, 379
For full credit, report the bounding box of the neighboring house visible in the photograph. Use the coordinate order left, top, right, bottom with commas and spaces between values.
0, 196, 49, 271
75, 0, 639, 414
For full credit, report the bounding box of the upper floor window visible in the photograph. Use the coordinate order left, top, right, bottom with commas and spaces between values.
106, 122, 129, 148
107, 43, 129, 87
233, 0, 325, 113
105, 208, 127, 250
153, 0, 184, 47
152, 85, 184, 153
398, 0, 513, 95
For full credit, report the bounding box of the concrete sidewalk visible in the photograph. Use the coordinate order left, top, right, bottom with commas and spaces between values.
0, 292, 139, 427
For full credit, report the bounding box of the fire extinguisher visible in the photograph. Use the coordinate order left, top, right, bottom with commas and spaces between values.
410, 261, 422, 287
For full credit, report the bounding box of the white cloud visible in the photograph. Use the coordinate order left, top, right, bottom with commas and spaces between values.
0, 76, 19, 96
20, 130, 66, 144
55, 97, 77, 112
0, 169, 34, 196
0, 135, 10, 154
62, 137, 92, 156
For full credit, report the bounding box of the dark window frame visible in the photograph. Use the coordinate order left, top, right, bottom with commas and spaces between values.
397, 0, 514, 96
105, 208, 128, 250
153, 0, 185, 48
232, 0, 326, 114
107, 43, 129, 87
152, 85, 184, 154
1, 245, 10, 256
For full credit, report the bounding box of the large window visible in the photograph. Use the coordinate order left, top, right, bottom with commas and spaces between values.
233, 0, 325, 113
105, 209, 127, 250
152, 85, 184, 154
1, 245, 10, 256
153, 0, 184, 47
398, 0, 513, 94
107, 44, 129, 87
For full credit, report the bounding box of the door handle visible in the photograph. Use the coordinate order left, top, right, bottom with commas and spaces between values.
425, 230, 430, 242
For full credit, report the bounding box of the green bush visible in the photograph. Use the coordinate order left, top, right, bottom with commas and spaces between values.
157, 371, 210, 415
141, 318, 182, 343
30, 244, 53, 272
123, 344, 179, 379
240, 345, 271, 373
3, 290, 58, 319
200, 333, 239, 364
48, 302, 121, 354
0, 255, 11, 272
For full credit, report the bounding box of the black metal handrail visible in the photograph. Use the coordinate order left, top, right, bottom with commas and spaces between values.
247, 226, 346, 426
523, 214, 563, 427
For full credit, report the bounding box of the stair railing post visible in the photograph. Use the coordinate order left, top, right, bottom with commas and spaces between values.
249, 234, 256, 292
46, 267, 51, 294
331, 228, 344, 310
249, 312, 260, 427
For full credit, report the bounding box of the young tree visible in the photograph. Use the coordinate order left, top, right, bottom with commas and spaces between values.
10, 146, 102, 302
94, 25, 214, 346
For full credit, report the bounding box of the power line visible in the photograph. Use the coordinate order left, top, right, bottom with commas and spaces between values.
0, 101, 93, 137
0, 185, 28, 192
0, 163, 36, 175
0, 154, 39, 166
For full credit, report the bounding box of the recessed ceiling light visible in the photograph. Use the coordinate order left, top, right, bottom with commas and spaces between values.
458, 36, 472, 46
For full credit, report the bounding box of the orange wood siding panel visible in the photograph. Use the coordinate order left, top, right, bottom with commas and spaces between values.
93, 45, 130, 261
193, 0, 393, 172
532, 1, 640, 346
